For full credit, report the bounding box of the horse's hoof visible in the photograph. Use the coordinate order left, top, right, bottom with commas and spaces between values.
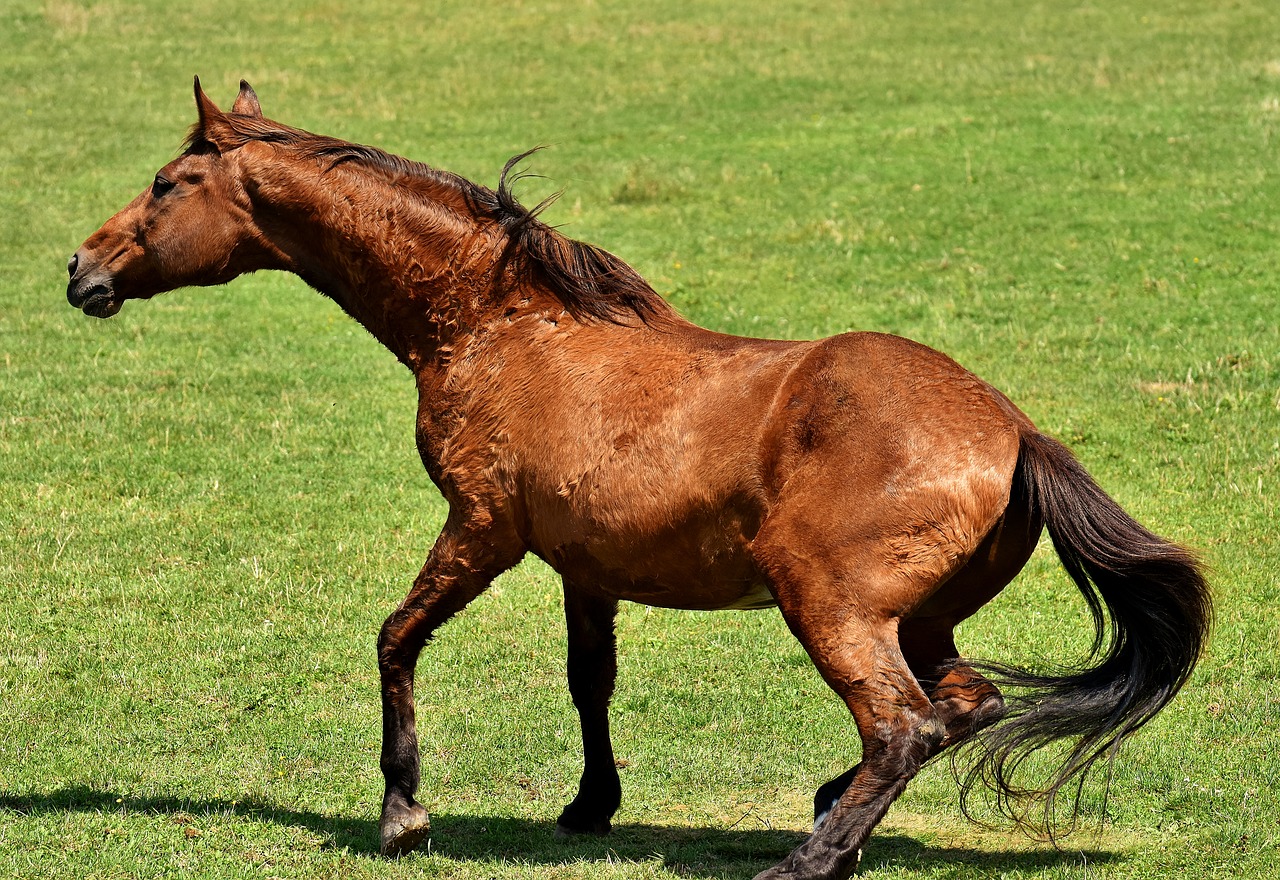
752, 847, 862, 880
554, 819, 611, 838
379, 803, 431, 857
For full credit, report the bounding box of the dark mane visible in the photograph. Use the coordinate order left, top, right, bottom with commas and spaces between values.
473, 149, 672, 324
196, 117, 671, 324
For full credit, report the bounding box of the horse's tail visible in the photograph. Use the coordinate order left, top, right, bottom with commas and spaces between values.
961, 431, 1212, 832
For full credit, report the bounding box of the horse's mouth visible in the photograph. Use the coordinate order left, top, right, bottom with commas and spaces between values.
68, 282, 123, 319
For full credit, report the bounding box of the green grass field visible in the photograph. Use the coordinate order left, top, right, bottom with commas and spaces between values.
3, 1, 1279, 877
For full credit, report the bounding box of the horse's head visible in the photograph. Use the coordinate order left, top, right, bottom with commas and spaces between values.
67, 78, 278, 318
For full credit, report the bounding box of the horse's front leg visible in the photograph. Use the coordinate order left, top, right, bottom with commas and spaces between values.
377, 515, 523, 857
556, 582, 621, 837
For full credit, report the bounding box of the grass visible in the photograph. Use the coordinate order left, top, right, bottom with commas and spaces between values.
3, 0, 1279, 877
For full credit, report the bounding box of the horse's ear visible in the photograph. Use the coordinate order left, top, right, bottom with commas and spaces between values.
193, 76, 223, 128
231, 80, 262, 118
191, 76, 235, 152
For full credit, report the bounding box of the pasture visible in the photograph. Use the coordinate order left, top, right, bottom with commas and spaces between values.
3, 0, 1278, 877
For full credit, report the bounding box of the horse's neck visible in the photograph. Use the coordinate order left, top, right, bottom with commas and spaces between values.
255, 159, 507, 372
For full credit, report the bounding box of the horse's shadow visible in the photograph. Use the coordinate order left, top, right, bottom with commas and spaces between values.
0, 787, 1118, 878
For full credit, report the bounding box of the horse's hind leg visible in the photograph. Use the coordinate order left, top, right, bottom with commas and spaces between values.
765, 612, 945, 880
899, 504, 1038, 751
810, 509, 1037, 827
377, 516, 523, 857
752, 544, 953, 879
901, 625, 1006, 748
556, 582, 622, 837
809, 633, 1006, 831
809, 631, 1007, 834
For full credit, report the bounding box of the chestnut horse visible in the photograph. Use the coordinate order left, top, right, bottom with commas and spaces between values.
68, 80, 1210, 880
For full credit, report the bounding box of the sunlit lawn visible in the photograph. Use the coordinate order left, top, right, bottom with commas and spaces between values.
2, 1, 1278, 878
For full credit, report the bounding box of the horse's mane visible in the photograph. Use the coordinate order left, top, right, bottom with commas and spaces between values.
191, 117, 670, 324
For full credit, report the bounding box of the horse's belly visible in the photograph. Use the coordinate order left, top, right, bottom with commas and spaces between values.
534, 523, 776, 611
594, 568, 778, 612
717, 581, 778, 610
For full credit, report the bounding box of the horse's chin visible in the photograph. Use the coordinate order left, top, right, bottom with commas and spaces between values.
69, 283, 124, 318
82, 293, 124, 319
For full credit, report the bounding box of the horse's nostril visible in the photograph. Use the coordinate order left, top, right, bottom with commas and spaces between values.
67, 253, 79, 279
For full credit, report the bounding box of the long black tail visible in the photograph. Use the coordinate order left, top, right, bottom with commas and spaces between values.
961, 431, 1212, 832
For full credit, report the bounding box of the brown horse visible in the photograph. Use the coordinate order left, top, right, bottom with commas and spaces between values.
68, 80, 1210, 880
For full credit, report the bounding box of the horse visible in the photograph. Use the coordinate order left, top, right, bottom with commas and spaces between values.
67, 79, 1211, 880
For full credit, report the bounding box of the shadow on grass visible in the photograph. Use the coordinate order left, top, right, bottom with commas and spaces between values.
0, 786, 1119, 878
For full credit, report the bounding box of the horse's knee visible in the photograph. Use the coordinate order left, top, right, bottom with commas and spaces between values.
376, 610, 405, 668
377, 606, 428, 681
376, 612, 395, 654
918, 713, 947, 752
886, 709, 946, 769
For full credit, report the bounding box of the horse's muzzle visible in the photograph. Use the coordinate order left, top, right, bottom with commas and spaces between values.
66, 251, 123, 318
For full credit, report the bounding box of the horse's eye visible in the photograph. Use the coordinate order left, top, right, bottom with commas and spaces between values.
152, 174, 176, 197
